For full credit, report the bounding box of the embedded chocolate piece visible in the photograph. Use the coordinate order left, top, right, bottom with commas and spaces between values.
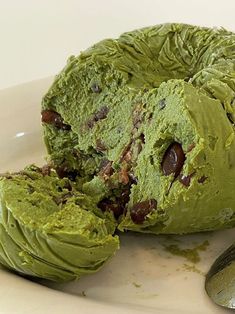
98, 198, 124, 219
87, 106, 109, 128
162, 143, 185, 177
99, 160, 114, 180
130, 199, 157, 224
41, 110, 71, 130
198, 176, 207, 184
179, 173, 194, 187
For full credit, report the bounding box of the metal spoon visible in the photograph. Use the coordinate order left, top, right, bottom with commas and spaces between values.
205, 244, 235, 309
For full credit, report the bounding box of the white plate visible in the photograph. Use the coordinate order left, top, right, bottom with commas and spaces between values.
0, 79, 233, 314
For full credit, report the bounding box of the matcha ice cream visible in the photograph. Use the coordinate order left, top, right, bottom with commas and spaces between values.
41, 23, 235, 234
0, 166, 119, 281
0, 22, 235, 282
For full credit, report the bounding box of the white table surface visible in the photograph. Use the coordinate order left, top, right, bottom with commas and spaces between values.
1, 0, 235, 90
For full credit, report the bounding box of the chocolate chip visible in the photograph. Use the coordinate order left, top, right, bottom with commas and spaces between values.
91, 83, 101, 93
179, 173, 194, 187
139, 133, 145, 144
66, 171, 79, 181
41, 110, 71, 130
130, 199, 157, 224
120, 187, 131, 205
159, 98, 166, 110
56, 167, 78, 181
96, 139, 107, 152
98, 184, 131, 219
87, 106, 109, 129
129, 173, 138, 185
161, 142, 185, 177
99, 160, 114, 180
98, 199, 124, 219
198, 176, 207, 184
99, 159, 110, 170
95, 106, 109, 120
120, 142, 132, 162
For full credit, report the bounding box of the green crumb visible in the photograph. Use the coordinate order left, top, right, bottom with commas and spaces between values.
183, 263, 204, 275
164, 240, 209, 263
132, 282, 142, 288
80, 291, 86, 297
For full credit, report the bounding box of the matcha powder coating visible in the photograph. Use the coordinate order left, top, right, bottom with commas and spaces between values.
42, 23, 235, 235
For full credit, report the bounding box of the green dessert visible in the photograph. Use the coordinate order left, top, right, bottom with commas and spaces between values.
0, 166, 119, 281
41, 23, 235, 234
0, 22, 235, 282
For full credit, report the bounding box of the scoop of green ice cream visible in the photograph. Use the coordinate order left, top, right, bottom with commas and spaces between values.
41, 23, 235, 234
0, 166, 119, 281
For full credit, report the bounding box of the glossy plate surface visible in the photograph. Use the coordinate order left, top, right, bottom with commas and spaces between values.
0, 78, 233, 314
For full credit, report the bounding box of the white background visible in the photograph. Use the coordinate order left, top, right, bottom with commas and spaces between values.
1, 0, 235, 89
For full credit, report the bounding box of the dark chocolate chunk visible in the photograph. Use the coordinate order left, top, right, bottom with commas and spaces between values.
159, 98, 166, 110
91, 83, 101, 93
120, 142, 132, 162
98, 198, 124, 219
56, 167, 78, 181
179, 173, 194, 187
130, 199, 157, 224
66, 171, 79, 182
41, 110, 71, 130
120, 187, 131, 205
161, 142, 185, 177
128, 173, 138, 185
139, 133, 145, 144
87, 106, 109, 129
99, 160, 114, 180
198, 175, 208, 184
98, 184, 131, 219
95, 106, 109, 120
